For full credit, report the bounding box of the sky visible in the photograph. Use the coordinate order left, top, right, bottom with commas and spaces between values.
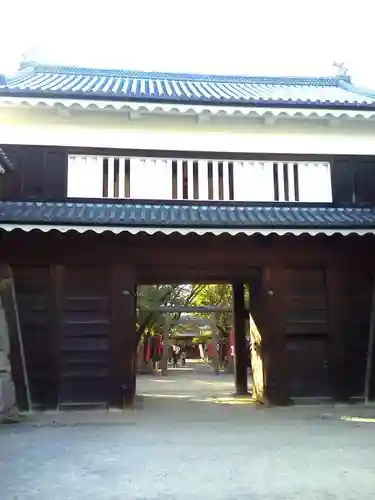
1, 0, 375, 88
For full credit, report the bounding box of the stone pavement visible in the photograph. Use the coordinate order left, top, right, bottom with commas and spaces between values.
1, 360, 375, 500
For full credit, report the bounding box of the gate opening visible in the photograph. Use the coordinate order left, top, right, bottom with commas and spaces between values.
135, 283, 263, 406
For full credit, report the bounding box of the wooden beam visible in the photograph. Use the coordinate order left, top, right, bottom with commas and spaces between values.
109, 265, 136, 408
46, 264, 64, 409
233, 282, 248, 395
211, 312, 219, 375
0, 265, 30, 410
161, 314, 170, 376
151, 306, 232, 313
326, 267, 345, 400
364, 273, 375, 404
262, 267, 289, 405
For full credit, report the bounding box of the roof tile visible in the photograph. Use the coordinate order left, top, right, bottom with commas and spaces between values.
0, 200, 374, 230
1, 64, 374, 109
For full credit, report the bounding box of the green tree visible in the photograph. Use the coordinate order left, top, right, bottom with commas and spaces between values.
189, 284, 233, 337
136, 284, 204, 342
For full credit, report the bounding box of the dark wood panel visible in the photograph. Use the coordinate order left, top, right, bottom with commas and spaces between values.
342, 270, 372, 397
58, 266, 111, 406
286, 337, 330, 397
284, 268, 328, 337
12, 265, 50, 408
0, 145, 67, 201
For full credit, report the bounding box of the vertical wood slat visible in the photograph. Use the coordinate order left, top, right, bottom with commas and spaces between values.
223, 161, 230, 201
232, 282, 248, 395
107, 157, 115, 198
326, 267, 346, 400
47, 265, 64, 409
212, 160, 219, 200
198, 159, 209, 200
187, 160, 194, 200
287, 162, 295, 201
277, 162, 285, 201
109, 265, 136, 408
176, 159, 183, 200
262, 266, 289, 405
118, 158, 126, 198
0, 265, 28, 410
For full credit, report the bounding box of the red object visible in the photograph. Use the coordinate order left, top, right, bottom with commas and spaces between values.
145, 339, 151, 362
155, 335, 162, 357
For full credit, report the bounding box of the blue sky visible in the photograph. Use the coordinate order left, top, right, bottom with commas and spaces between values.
1, 0, 374, 88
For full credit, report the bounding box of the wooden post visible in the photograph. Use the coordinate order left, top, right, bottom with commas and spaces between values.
0, 265, 29, 410
326, 267, 345, 401
161, 314, 170, 376
233, 282, 248, 395
46, 264, 64, 410
211, 312, 219, 375
364, 273, 375, 404
262, 267, 289, 406
109, 265, 136, 409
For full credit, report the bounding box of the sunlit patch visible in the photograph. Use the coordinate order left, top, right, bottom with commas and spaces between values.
341, 416, 375, 424
150, 379, 177, 383
207, 396, 255, 405
139, 393, 194, 399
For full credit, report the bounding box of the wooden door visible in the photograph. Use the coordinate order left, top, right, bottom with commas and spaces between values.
286, 338, 330, 397
59, 267, 111, 408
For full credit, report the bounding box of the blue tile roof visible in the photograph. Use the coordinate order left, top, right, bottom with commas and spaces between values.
0, 200, 375, 230
0, 63, 374, 109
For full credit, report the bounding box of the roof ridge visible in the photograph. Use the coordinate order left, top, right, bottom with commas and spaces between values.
15, 62, 345, 86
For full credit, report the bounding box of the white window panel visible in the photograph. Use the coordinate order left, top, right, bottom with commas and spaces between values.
233, 161, 251, 201
277, 162, 285, 201
107, 157, 115, 198
212, 160, 220, 200
130, 158, 173, 199
233, 161, 274, 201
198, 160, 209, 200
118, 158, 126, 198
287, 162, 295, 201
67, 155, 103, 198
247, 161, 274, 201
298, 162, 332, 202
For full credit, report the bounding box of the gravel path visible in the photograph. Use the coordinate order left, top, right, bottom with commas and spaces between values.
1, 362, 375, 500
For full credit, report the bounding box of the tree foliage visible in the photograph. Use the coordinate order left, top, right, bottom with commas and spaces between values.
136, 284, 204, 340
136, 283, 236, 342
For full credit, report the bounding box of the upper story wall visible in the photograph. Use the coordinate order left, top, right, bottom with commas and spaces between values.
1, 104, 375, 204
2, 143, 375, 205
1, 105, 375, 155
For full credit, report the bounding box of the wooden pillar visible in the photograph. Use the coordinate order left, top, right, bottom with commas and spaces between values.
0, 265, 28, 410
211, 312, 219, 375
46, 264, 64, 409
262, 267, 289, 405
232, 282, 248, 395
161, 314, 170, 375
326, 267, 346, 400
109, 265, 136, 408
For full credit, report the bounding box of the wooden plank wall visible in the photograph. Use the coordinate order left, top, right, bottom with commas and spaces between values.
284, 268, 330, 398
0, 145, 67, 201
12, 266, 50, 408
59, 267, 111, 407
342, 270, 372, 398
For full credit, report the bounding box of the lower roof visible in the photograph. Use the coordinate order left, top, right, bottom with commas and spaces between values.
0, 200, 375, 236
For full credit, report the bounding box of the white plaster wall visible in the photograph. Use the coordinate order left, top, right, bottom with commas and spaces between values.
0, 106, 375, 155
